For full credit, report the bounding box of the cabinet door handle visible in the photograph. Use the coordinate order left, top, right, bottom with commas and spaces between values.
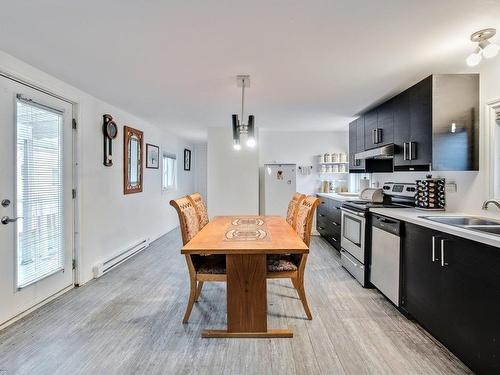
332, 222, 338, 226
403, 142, 408, 160
441, 239, 448, 267
432, 236, 437, 262
318, 226, 325, 230
376, 128, 382, 144
409, 142, 416, 160
372, 129, 377, 144
331, 237, 338, 243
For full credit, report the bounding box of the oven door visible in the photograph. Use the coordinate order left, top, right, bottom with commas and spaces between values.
341, 208, 366, 263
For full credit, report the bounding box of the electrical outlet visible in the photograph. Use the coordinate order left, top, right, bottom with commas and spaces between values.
446, 182, 458, 193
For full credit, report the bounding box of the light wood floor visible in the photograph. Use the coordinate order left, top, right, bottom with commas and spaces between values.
0, 229, 471, 375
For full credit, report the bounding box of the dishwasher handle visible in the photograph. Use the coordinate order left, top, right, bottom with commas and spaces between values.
371, 214, 400, 236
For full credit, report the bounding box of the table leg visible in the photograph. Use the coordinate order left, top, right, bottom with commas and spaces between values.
201, 254, 293, 338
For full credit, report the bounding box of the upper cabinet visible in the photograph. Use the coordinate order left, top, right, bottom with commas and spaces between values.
348, 74, 479, 172
348, 118, 365, 171
394, 77, 433, 170
364, 100, 394, 150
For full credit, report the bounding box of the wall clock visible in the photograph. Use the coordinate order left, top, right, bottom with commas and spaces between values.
103, 114, 118, 166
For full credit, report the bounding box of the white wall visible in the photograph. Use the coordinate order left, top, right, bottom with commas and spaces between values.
194, 143, 208, 200
0, 50, 195, 285
207, 127, 259, 216
259, 130, 349, 196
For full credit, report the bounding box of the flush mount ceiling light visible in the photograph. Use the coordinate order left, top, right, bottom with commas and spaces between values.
232, 75, 256, 150
466, 28, 499, 66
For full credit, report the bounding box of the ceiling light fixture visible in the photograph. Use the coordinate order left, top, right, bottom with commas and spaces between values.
466, 28, 499, 66
232, 75, 256, 150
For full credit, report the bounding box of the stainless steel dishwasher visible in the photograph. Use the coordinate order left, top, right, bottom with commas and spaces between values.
370, 214, 401, 306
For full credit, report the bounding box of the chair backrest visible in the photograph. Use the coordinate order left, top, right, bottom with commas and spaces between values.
186, 192, 209, 229
286, 193, 306, 229
169, 197, 200, 245
295, 196, 320, 246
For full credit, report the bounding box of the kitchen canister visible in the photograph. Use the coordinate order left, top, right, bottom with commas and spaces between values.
326, 165, 333, 173
323, 153, 331, 163
415, 175, 446, 210
331, 153, 339, 162
340, 152, 348, 163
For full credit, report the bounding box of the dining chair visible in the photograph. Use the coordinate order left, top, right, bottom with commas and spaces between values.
286, 192, 306, 229
170, 197, 226, 323
267, 195, 320, 320
186, 192, 209, 229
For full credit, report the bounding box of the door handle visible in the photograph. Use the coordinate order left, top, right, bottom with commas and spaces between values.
376, 128, 382, 144
441, 239, 448, 267
372, 129, 377, 144
409, 142, 416, 160
431, 236, 437, 262
403, 142, 408, 160
1, 216, 22, 225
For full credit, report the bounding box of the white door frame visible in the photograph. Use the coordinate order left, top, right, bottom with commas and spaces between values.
0, 69, 82, 289
485, 97, 500, 199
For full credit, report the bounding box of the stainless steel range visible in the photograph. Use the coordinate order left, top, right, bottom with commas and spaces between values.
340, 182, 416, 287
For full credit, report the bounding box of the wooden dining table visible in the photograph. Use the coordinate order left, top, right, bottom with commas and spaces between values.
182, 215, 308, 338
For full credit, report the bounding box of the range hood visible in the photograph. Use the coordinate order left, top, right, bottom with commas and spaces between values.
355, 144, 394, 160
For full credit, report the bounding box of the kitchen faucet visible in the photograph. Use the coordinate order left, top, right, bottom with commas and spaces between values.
482, 199, 500, 210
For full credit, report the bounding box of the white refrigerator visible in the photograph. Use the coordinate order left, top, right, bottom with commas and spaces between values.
260, 164, 297, 216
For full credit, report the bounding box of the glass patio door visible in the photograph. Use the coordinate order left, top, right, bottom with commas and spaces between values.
0, 75, 74, 326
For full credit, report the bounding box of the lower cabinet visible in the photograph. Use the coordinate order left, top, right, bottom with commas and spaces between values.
316, 196, 342, 250
403, 222, 500, 375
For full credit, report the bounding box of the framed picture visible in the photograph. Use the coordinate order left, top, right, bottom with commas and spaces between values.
146, 144, 159, 169
184, 149, 191, 171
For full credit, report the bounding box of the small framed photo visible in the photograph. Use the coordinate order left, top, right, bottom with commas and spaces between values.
184, 149, 191, 171
146, 144, 160, 169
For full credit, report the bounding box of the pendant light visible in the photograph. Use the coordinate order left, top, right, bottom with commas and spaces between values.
232, 75, 256, 150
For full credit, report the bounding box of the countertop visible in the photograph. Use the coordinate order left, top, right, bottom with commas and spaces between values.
316, 192, 359, 201
370, 207, 500, 248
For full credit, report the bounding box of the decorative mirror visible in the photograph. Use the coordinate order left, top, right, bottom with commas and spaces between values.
123, 126, 143, 194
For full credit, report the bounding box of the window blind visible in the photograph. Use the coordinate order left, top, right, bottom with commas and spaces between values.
162, 153, 177, 191
16, 98, 65, 288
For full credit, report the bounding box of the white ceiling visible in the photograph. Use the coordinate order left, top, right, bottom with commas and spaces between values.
1, 0, 499, 141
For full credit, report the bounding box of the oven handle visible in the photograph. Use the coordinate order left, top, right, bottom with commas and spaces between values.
341, 207, 365, 217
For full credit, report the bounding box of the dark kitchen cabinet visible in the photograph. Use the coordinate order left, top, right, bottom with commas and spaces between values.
393, 90, 411, 167
348, 119, 365, 171
376, 99, 394, 146
316, 196, 342, 250
393, 78, 432, 170
403, 222, 500, 374
408, 77, 432, 167
364, 102, 394, 149
363, 110, 378, 150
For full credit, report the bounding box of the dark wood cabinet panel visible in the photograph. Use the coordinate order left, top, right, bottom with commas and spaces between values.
403, 222, 500, 374
408, 76, 432, 166
356, 115, 365, 152
364, 110, 378, 150
376, 99, 394, 146
316, 196, 342, 250
349, 119, 365, 171
393, 90, 411, 167
402, 224, 446, 339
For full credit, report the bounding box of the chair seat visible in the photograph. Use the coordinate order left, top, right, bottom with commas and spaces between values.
267, 255, 298, 272
195, 255, 226, 274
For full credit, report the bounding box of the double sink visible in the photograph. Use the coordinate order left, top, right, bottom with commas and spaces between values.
421, 216, 500, 236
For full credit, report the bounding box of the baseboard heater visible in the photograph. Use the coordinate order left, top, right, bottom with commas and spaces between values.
93, 238, 149, 278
